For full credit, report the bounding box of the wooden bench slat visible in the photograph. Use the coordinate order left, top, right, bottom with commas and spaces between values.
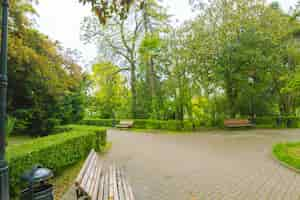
112, 165, 120, 200
103, 169, 109, 200
75, 149, 95, 186
98, 169, 105, 200
109, 165, 114, 200
91, 157, 102, 200
116, 167, 125, 200
126, 178, 135, 200
119, 167, 131, 200
85, 155, 99, 195
81, 152, 97, 193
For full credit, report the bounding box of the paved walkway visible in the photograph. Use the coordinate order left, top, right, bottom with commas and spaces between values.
100, 129, 300, 200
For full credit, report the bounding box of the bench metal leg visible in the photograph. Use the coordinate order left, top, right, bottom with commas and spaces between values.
76, 188, 90, 200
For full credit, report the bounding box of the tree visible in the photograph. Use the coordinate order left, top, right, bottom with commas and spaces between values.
79, 0, 145, 24
90, 62, 130, 119
7, 0, 86, 135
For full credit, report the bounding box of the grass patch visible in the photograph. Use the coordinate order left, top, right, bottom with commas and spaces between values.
273, 142, 300, 170
52, 160, 85, 199
7, 135, 33, 146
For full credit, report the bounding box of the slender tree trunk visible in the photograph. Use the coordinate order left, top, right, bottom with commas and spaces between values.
226, 81, 236, 118
130, 63, 137, 118
149, 57, 157, 117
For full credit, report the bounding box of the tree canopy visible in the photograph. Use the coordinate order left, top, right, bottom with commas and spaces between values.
83, 0, 300, 127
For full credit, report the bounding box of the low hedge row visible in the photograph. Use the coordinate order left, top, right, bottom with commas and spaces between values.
273, 142, 300, 170
7, 125, 107, 198
133, 119, 194, 131
81, 117, 300, 130
81, 119, 195, 131
255, 116, 300, 128
80, 119, 119, 127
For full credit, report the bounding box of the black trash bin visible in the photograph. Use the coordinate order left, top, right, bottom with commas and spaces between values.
20, 165, 54, 200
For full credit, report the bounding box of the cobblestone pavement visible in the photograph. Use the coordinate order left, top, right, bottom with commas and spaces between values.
98, 129, 300, 200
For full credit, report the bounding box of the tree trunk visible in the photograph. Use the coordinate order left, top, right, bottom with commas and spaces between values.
226, 81, 236, 118
131, 63, 137, 118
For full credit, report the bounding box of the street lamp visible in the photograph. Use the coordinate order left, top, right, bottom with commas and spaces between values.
0, 0, 9, 199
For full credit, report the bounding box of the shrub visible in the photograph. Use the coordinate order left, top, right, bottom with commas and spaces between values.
5, 116, 16, 138
80, 119, 119, 127
160, 120, 182, 131
132, 119, 147, 129
134, 119, 193, 131
256, 116, 300, 128
80, 118, 196, 131
283, 116, 300, 128
7, 125, 107, 198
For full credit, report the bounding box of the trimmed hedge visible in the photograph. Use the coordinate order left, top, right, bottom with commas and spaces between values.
80, 119, 119, 127
133, 119, 194, 131
7, 125, 107, 198
255, 116, 300, 128
80, 119, 195, 131
273, 142, 300, 170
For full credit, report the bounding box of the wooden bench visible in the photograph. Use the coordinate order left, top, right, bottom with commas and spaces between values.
75, 150, 135, 200
116, 120, 134, 128
224, 119, 254, 128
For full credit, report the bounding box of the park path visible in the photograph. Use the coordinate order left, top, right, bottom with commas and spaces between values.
101, 129, 300, 200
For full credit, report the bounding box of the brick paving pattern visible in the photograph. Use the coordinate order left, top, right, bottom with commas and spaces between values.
64, 129, 300, 200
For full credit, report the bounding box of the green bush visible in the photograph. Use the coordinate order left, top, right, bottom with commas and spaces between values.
256, 116, 300, 128
80, 118, 196, 131
132, 119, 147, 129
134, 119, 194, 131
283, 116, 300, 128
80, 119, 119, 127
5, 116, 16, 139
7, 125, 107, 198
160, 120, 181, 131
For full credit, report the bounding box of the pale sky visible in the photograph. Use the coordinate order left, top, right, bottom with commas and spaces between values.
34, 0, 298, 67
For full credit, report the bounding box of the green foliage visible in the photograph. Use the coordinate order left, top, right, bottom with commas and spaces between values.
255, 116, 300, 128
81, 119, 194, 131
80, 119, 120, 127
7, 1, 86, 135
7, 125, 107, 198
5, 116, 16, 139
273, 142, 300, 170
89, 62, 130, 119
133, 119, 194, 131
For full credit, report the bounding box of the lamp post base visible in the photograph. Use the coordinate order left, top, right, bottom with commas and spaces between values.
0, 161, 9, 200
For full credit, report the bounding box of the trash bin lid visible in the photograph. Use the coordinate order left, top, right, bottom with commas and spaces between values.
21, 165, 54, 184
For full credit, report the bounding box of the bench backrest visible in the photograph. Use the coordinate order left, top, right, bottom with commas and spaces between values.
224, 119, 251, 125
119, 120, 134, 125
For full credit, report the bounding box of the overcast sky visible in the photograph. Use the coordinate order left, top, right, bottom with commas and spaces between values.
34, 0, 298, 67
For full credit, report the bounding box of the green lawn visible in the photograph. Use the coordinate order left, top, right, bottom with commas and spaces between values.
7, 135, 34, 146
273, 142, 300, 171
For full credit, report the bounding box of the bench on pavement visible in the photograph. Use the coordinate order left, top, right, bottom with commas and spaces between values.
75, 150, 135, 200
116, 120, 134, 129
224, 119, 254, 128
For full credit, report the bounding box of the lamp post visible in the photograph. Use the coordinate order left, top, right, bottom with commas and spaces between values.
0, 0, 9, 199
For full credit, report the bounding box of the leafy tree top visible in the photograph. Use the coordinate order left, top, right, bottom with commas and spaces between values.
79, 0, 145, 24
